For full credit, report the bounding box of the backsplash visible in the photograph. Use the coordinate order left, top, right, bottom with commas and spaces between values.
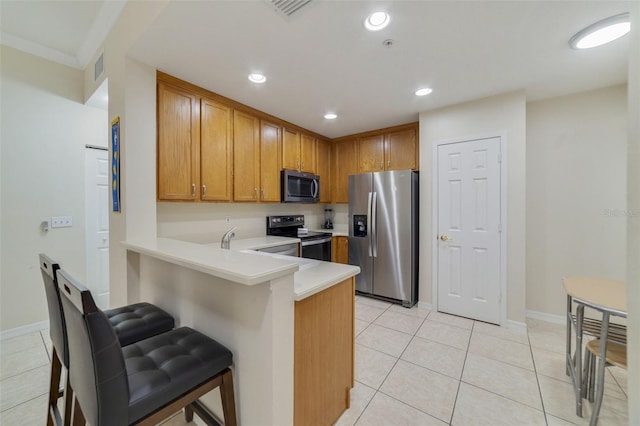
157, 202, 338, 243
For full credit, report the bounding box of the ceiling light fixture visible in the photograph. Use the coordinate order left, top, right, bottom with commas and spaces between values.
248, 73, 267, 83
569, 13, 631, 49
324, 113, 337, 120
364, 11, 390, 31
414, 88, 433, 96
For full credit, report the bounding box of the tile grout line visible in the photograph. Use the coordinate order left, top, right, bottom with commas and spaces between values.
528, 324, 552, 426
448, 319, 475, 425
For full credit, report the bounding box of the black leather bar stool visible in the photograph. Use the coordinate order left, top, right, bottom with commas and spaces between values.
56, 268, 237, 426
39, 254, 175, 425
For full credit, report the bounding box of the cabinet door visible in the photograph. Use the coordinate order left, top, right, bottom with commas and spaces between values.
260, 120, 281, 202
157, 82, 200, 200
385, 128, 417, 170
282, 128, 301, 171
300, 133, 317, 173
334, 139, 358, 203
233, 110, 260, 201
316, 139, 332, 203
358, 135, 384, 172
201, 98, 232, 201
332, 236, 349, 264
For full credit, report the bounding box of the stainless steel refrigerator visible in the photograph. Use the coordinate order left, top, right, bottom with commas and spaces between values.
348, 170, 418, 307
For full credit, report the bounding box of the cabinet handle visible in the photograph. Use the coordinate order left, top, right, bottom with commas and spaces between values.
191, 183, 196, 197
254, 188, 258, 199
302, 161, 305, 169
380, 161, 383, 170
387, 160, 390, 168
297, 160, 300, 168
261, 188, 265, 200
202, 184, 207, 197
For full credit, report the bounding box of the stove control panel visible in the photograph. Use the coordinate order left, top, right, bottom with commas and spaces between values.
267, 215, 305, 229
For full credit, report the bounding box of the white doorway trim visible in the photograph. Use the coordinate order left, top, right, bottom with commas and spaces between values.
431, 132, 508, 327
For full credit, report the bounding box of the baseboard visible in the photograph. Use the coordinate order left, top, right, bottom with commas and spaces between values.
507, 319, 528, 332
418, 301, 433, 311
526, 309, 565, 325
0, 320, 49, 341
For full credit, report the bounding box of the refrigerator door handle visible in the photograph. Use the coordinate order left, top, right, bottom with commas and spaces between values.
367, 191, 373, 257
371, 191, 378, 257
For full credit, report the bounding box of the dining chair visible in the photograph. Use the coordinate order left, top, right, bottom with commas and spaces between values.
39, 253, 175, 425
56, 268, 237, 426
563, 276, 627, 418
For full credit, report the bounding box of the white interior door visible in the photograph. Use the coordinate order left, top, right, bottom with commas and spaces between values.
85, 147, 110, 309
437, 137, 502, 324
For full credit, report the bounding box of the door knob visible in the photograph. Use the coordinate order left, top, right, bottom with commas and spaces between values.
440, 235, 450, 241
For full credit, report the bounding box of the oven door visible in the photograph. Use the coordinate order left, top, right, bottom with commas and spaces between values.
300, 236, 332, 261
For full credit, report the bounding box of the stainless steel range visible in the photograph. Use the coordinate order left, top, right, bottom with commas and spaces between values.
266, 215, 332, 261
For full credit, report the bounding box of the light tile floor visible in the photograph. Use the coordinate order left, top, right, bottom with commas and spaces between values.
0, 297, 629, 425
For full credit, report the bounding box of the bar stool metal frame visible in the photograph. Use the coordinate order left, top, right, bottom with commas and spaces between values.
564, 277, 627, 425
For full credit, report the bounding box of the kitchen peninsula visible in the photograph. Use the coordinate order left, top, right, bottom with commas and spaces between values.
123, 237, 360, 425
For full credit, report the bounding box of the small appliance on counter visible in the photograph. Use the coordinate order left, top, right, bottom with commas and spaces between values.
323, 208, 334, 229
266, 215, 332, 261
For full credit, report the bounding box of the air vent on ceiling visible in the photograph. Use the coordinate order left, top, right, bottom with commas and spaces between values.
94, 52, 104, 82
266, 0, 312, 20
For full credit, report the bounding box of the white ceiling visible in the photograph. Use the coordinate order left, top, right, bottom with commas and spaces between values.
1, 1, 632, 138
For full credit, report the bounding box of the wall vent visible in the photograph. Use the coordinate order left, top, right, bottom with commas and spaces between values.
94, 52, 104, 81
266, 0, 313, 20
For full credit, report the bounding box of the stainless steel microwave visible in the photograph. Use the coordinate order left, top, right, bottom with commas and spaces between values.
281, 169, 319, 203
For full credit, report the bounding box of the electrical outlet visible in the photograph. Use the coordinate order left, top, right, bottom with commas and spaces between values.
51, 216, 73, 228
225, 216, 231, 224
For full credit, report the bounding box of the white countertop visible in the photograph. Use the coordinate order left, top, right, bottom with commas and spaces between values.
123, 237, 359, 300
311, 228, 349, 237
213, 235, 300, 251
241, 250, 360, 300
123, 238, 299, 286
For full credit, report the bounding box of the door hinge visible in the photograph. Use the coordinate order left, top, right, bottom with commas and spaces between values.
498, 153, 502, 163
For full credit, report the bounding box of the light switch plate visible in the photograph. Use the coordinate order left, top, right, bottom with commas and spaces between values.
51, 216, 73, 228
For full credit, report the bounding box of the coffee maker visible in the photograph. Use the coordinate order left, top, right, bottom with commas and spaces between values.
323, 208, 334, 229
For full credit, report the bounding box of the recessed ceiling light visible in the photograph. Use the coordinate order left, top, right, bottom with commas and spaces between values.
324, 113, 337, 120
364, 11, 390, 31
569, 13, 630, 49
248, 73, 267, 83
415, 88, 433, 96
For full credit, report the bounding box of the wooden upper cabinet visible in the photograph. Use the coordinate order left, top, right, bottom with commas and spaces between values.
157, 82, 200, 200
233, 110, 260, 201
300, 133, 317, 174
200, 98, 233, 201
334, 139, 357, 204
282, 128, 317, 173
260, 120, 281, 202
386, 128, 417, 171
358, 134, 384, 173
282, 128, 301, 171
316, 139, 332, 203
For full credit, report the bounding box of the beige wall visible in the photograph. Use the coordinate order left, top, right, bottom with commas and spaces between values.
0, 46, 107, 331
526, 85, 627, 318
419, 91, 527, 323
626, 3, 639, 423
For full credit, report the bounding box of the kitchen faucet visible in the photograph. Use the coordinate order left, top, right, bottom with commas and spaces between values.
220, 227, 237, 249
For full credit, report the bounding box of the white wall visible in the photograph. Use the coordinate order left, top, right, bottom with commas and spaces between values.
526, 85, 627, 317
0, 46, 107, 331
626, 3, 639, 423
419, 91, 527, 323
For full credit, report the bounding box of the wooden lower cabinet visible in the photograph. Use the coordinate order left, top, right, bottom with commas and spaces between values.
294, 278, 354, 426
332, 236, 349, 264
